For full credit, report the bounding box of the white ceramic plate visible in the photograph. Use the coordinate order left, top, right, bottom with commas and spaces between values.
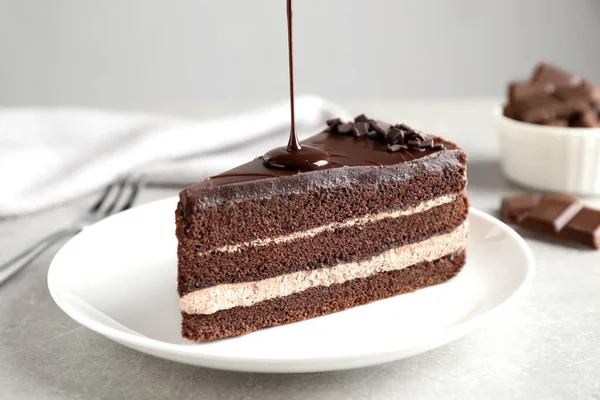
48, 198, 534, 373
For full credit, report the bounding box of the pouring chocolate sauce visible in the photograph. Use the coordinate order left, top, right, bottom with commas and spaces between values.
262, 0, 331, 171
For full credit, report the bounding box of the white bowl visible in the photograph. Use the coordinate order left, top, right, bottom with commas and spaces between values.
495, 106, 600, 195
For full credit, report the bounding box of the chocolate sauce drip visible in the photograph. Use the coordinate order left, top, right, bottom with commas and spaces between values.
262, 0, 331, 171
286, 0, 299, 152
263, 146, 332, 170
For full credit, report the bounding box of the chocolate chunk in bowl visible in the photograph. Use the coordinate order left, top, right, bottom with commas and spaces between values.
496, 62, 600, 195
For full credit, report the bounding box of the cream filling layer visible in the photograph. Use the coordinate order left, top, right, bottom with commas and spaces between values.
203, 193, 459, 255
181, 220, 469, 315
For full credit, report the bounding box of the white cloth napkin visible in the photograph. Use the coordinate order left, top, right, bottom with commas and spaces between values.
0, 95, 351, 217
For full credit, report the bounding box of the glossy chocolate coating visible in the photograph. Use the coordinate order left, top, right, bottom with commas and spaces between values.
202, 131, 455, 187
263, 145, 331, 171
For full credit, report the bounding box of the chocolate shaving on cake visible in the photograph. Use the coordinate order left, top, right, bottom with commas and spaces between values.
386, 127, 404, 144
326, 118, 341, 128
354, 114, 370, 123
387, 144, 408, 152
337, 123, 353, 134
419, 138, 434, 148
327, 114, 445, 153
354, 122, 370, 136
372, 121, 391, 137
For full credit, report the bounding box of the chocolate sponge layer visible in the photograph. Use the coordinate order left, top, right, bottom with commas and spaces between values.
182, 250, 466, 341
178, 193, 468, 295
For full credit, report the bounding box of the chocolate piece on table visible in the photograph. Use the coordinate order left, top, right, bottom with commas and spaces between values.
503, 193, 600, 249
560, 207, 600, 249
530, 63, 582, 86
512, 194, 600, 249
542, 193, 579, 203
500, 194, 541, 224
519, 194, 582, 233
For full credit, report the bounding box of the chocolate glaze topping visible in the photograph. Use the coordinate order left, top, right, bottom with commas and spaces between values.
262, 0, 331, 171
181, 146, 464, 216
198, 120, 454, 188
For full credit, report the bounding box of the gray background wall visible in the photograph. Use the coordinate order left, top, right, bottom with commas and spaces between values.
1, 0, 599, 108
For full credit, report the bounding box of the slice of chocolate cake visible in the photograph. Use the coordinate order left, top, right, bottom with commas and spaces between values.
175, 0, 468, 341
176, 118, 469, 341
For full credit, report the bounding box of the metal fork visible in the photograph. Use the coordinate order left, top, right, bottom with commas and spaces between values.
0, 175, 144, 286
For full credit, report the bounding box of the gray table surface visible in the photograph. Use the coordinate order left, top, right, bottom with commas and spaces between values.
1, 101, 599, 400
